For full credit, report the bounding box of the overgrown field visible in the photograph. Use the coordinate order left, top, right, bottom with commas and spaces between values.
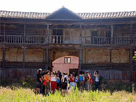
0, 87, 136, 102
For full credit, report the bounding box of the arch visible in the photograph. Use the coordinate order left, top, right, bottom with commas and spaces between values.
51, 49, 79, 62
52, 56, 79, 74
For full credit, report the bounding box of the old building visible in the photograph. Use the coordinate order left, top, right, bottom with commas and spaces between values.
0, 7, 136, 81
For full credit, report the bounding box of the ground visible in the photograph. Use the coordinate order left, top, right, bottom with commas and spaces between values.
0, 87, 136, 102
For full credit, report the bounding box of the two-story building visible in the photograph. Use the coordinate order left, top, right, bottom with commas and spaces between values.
0, 7, 136, 81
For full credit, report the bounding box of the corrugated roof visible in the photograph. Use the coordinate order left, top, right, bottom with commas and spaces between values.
0, 10, 136, 19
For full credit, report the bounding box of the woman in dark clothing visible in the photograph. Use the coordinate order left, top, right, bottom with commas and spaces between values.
36, 69, 42, 93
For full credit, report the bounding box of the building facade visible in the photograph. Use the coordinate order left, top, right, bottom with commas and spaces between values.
0, 7, 136, 81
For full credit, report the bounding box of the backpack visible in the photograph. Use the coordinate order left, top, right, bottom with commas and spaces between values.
79, 75, 83, 81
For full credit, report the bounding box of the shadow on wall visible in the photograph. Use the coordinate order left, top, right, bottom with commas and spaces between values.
52, 56, 79, 74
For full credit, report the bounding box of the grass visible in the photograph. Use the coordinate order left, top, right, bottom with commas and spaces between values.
0, 87, 136, 102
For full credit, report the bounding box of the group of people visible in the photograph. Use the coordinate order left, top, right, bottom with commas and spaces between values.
36, 69, 100, 96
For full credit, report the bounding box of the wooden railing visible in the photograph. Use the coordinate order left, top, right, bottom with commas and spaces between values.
0, 35, 136, 46
82, 36, 136, 45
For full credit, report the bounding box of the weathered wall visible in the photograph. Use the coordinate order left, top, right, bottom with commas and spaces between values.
25, 49, 44, 62
114, 25, 130, 37
6, 48, 23, 62
82, 48, 129, 63
83, 48, 110, 63
63, 28, 80, 43
112, 49, 129, 63
5, 48, 44, 62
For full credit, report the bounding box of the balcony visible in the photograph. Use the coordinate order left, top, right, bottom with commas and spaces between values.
0, 35, 80, 45
81, 36, 136, 46
0, 35, 136, 46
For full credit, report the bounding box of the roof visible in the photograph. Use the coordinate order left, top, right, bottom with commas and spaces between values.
0, 8, 136, 20
45, 7, 82, 20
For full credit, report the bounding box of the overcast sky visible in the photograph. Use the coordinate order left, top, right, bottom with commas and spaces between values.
0, 0, 136, 13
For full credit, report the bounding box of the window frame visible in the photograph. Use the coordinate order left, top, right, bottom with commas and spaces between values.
64, 57, 71, 64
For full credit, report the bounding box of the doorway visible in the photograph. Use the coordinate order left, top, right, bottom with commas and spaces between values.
53, 29, 63, 43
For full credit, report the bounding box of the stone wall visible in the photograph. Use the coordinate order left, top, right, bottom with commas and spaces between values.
82, 48, 129, 63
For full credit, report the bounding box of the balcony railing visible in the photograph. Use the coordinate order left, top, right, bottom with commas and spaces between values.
0, 35, 80, 45
0, 35, 136, 46
82, 36, 136, 46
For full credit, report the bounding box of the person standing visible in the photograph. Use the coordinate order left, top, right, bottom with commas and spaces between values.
36, 69, 42, 94
79, 71, 85, 91
43, 70, 50, 95
69, 73, 75, 91
51, 71, 57, 93
94, 71, 100, 90
61, 72, 68, 96
56, 73, 60, 90
86, 71, 92, 91
58, 70, 62, 88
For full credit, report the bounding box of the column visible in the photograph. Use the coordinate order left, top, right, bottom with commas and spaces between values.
110, 49, 112, 69
130, 22, 133, 81
45, 48, 49, 70
79, 24, 82, 44
111, 24, 114, 44
2, 46, 6, 68
2, 23, 6, 68
79, 48, 82, 72
47, 24, 50, 43
23, 46, 26, 68
23, 24, 26, 68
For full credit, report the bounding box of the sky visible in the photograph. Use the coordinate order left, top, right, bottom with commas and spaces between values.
0, 0, 136, 13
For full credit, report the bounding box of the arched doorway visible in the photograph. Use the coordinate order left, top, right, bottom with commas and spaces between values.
52, 56, 79, 74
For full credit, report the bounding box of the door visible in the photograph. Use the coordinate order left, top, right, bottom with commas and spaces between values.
53, 29, 63, 43
91, 31, 99, 44
69, 69, 78, 76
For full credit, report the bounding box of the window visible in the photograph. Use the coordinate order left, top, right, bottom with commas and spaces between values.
64, 57, 71, 64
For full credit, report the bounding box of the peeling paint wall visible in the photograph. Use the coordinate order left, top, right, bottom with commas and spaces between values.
6, 48, 23, 62
82, 48, 129, 63
5, 48, 44, 62
25, 49, 44, 62
112, 49, 129, 63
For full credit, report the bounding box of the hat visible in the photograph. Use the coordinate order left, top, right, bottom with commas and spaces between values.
37, 68, 42, 73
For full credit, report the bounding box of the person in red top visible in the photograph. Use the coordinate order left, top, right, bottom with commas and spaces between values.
86, 71, 92, 91
69, 73, 75, 91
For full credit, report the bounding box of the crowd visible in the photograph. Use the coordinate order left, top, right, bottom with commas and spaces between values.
36, 69, 100, 96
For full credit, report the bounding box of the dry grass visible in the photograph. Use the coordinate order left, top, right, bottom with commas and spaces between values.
0, 87, 136, 102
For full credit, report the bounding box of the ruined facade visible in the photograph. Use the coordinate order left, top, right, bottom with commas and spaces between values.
0, 7, 136, 81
